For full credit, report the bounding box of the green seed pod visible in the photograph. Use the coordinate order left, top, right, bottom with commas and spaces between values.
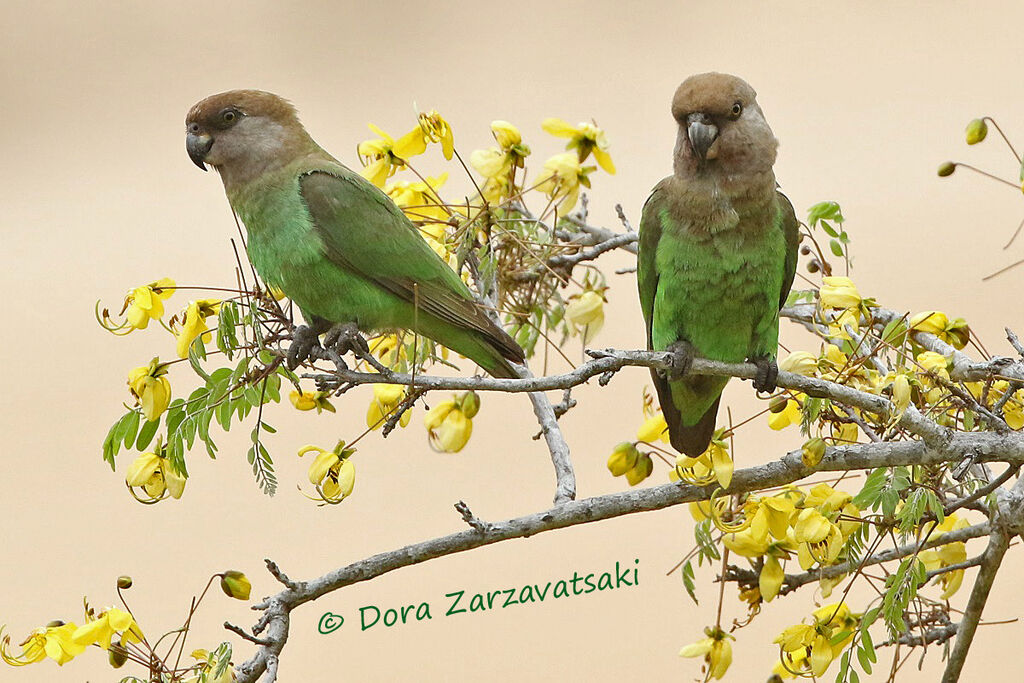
937, 161, 956, 177
460, 391, 481, 419
965, 118, 988, 145
117, 575, 133, 590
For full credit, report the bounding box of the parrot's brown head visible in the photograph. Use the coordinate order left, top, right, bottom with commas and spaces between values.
186, 90, 317, 186
670, 73, 777, 178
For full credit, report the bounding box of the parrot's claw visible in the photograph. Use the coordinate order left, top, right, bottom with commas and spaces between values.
324, 322, 369, 358
751, 356, 779, 394
287, 325, 324, 370
662, 341, 695, 380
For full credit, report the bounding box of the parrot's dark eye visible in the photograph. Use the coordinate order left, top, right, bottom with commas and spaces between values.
220, 108, 240, 125
730, 102, 743, 119
188, 122, 200, 134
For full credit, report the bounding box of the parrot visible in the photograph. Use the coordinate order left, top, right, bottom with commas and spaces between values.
637, 73, 799, 456
184, 90, 525, 378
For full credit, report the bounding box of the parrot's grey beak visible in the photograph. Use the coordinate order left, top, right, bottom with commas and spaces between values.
186, 133, 214, 171
686, 114, 719, 163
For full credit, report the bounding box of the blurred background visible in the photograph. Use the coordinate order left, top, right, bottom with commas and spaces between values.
2, 1, 1023, 680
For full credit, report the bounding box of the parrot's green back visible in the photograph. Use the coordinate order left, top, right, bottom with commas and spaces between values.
227, 151, 524, 378
638, 177, 798, 455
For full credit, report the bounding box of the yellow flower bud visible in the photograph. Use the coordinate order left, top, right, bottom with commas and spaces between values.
607, 442, 640, 477
801, 438, 827, 467
624, 452, 653, 486
779, 351, 818, 376
565, 290, 605, 325
127, 359, 171, 422
891, 374, 911, 415
965, 118, 988, 145
220, 571, 251, 600
490, 120, 522, 149
909, 310, 948, 335
819, 276, 861, 310
116, 576, 133, 590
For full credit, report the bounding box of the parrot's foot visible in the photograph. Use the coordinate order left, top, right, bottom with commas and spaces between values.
750, 356, 779, 394
324, 322, 370, 358
287, 325, 324, 370
662, 341, 695, 380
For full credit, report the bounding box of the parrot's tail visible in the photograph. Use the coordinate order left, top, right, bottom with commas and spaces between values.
667, 396, 721, 457
650, 368, 722, 457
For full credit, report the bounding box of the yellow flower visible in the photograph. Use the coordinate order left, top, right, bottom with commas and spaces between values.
369, 334, 406, 368
366, 383, 410, 430
220, 570, 252, 601
916, 350, 951, 381
750, 495, 797, 542
125, 451, 186, 501
358, 124, 414, 187
794, 509, 844, 569
827, 307, 861, 340
470, 147, 512, 179
773, 623, 836, 677
804, 483, 852, 513
491, 120, 522, 149
819, 276, 861, 309
722, 528, 769, 558
127, 358, 171, 422
298, 441, 356, 503
541, 118, 616, 174
565, 290, 605, 343
534, 152, 593, 215
72, 607, 144, 651
174, 299, 221, 358
386, 172, 450, 228
424, 394, 476, 453
768, 397, 801, 430
779, 351, 818, 376
637, 411, 669, 444
760, 554, 786, 602
706, 439, 733, 489
679, 626, 733, 680
1, 622, 86, 666
290, 390, 336, 414
121, 278, 176, 331
393, 110, 454, 160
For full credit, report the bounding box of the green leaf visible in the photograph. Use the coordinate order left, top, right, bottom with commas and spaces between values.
853, 468, 887, 508
880, 317, 908, 348
187, 337, 211, 381
681, 560, 698, 604
120, 410, 141, 450
135, 417, 160, 451
216, 302, 239, 360
830, 238, 844, 257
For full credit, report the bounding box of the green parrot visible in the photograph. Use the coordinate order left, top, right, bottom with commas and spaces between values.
637, 73, 799, 456
184, 90, 524, 378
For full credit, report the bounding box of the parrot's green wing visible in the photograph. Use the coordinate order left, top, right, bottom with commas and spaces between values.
776, 190, 800, 309
637, 182, 716, 453
298, 166, 524, 365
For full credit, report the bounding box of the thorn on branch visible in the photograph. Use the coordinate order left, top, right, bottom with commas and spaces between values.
615, 203, 634, 232
1007, 327, 1024, 359
224, 621, 273, 646
454, 501, 492, 533
265, 558, 300, 590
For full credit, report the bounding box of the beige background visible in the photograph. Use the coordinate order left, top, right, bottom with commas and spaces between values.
2, 1, 1023, 680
